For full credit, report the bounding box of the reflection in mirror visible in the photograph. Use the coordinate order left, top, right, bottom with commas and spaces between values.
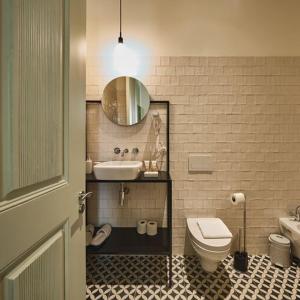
102, 76, 150, 126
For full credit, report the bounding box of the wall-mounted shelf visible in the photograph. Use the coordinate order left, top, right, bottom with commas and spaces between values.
86, 171, 171, 183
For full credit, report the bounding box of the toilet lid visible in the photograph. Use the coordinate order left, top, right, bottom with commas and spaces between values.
197, 218, 232, 239
187, 218, 232, 252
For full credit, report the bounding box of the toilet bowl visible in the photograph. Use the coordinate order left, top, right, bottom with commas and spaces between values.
187, 218, 232, 272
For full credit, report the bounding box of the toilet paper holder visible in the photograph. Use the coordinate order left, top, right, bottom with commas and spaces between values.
231, 193, 248, 272
231, 193, 246, 253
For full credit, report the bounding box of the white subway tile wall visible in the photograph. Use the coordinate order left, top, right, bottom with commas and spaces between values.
86, 57, 300, 255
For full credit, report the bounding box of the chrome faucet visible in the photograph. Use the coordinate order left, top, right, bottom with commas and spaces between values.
121, 148, 128, 157
295, 205, 300, 222
114, 147, 121, 154
132, 147, 139, 154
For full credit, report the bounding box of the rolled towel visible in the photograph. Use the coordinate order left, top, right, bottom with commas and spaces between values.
90, 224, 112, 246
137, 219, 147, 235
86, 224, 95, 246
147, 221, 158, 236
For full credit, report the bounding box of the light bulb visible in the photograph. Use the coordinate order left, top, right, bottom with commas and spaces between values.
113, 43, 140, 76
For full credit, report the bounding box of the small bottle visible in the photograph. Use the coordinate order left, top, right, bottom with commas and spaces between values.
151, 160, 157, 171
86, 157, 93, 174
144, 160, 150, 172
144, 160, 159, 177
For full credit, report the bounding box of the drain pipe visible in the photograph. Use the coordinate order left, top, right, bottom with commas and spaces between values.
119, 183, 129, 206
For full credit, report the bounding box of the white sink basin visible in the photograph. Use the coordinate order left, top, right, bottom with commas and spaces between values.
93, 161, 143, 180
279, 217, 300, 259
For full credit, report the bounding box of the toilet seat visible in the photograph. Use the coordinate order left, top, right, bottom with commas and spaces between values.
187, 218, 231, 252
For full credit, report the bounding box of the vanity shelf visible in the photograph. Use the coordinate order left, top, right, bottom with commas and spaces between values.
86, 172, 173, 285
87, 227, 169, 255
85, 100, 173, 286
86, 170, 171, 183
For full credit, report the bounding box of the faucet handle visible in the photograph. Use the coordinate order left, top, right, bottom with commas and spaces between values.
114, 147, 121, 154
132, 147, 139, 154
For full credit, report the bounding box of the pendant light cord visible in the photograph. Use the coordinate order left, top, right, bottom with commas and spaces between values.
118, 0, 123, 42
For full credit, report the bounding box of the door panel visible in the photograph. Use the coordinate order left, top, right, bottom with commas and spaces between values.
1, 0, 65, 201
4, 230, 66, 300
0, 0, 86, 299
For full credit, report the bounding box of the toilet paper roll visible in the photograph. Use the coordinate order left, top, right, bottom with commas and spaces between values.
231, 193, 246, 205
147, 221, 158, 236
137, 220, 147, 235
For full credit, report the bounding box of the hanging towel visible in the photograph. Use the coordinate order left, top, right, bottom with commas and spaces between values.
197, 218, 232, 239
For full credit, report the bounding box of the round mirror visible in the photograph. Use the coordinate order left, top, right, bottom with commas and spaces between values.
102, 76, 150, 126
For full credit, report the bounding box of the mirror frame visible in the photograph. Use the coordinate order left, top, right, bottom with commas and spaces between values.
101, 76, 150, 126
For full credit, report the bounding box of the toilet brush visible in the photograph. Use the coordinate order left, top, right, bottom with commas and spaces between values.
233, 200, 248, 272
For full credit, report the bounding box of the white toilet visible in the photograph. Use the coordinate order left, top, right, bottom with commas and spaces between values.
187, 218, 233, 272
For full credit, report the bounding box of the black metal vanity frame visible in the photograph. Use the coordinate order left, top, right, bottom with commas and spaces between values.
85, 100, 173, 286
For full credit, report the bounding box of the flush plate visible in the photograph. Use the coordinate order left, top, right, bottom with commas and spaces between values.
188, 154, 215, 173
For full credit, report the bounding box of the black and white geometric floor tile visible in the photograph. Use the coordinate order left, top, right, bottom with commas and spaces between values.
86, 255, 300, 300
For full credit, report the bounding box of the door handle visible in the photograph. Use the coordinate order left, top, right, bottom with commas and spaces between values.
78, 191, 93, 214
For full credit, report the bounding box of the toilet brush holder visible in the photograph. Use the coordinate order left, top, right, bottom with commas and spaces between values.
234, 251, 248, 272
233, 202, 248, 272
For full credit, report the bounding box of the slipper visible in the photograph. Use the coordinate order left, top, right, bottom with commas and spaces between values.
90, 224, 112, 246
86, 224, 95, 246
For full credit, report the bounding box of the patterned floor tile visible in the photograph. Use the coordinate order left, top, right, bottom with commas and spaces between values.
109, 285, 136, 300
86, 254, 300, 300
86, 284, 111, 300
134, 284, 162, 300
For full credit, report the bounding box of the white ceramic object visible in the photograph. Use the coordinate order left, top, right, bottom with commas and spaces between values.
187, 218, 232, 272
279, 217, 300, 259
93, 161, 143, 180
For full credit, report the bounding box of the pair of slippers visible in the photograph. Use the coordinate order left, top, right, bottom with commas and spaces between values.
86, 223, 112, 246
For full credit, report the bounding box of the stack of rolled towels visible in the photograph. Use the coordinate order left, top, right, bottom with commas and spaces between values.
137, 219, 158, 236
